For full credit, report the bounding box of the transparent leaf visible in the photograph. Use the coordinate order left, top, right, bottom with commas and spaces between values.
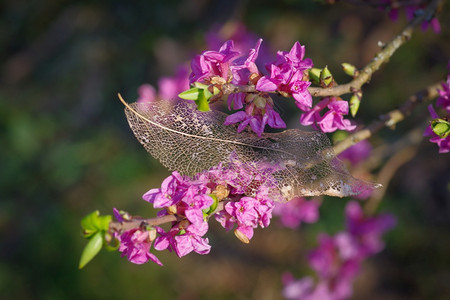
120, 97, 379, 202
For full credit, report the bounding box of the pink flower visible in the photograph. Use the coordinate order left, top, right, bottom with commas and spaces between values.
136, 84, 156, 103
224, 95, 286, 137
317, 100, 356, 132
338, 140, 372, 166
158, 66, 190, 100
174, 223, 211, 257
256, 41, 313, 109
142, 171, 187, 208
273, 197, 320, 229
189, 40, 240, 84
283, 201, 396, 299
118, 228, 163, 266
300, 97, 356, 133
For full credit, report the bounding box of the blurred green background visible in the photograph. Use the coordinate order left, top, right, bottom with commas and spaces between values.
1, 0, 449, 299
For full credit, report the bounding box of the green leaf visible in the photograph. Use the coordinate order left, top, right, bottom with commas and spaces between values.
98, 215, 112, 231
81, 211, 101, 238
195, 90, 211, 112
178, 87, 201, 101
79, 231, 103, 269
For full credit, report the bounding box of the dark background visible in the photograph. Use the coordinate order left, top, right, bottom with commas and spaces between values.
1, 0, 449, 299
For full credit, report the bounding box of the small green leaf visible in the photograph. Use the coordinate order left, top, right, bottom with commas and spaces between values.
79, 231, 103, 269
81, 211, 102, 238
195, 90, 211, 112
81, 211, 100, 230
178, 87, 201, 101
193, 82, 209, 89
349, 94, 360, 117
98, 215, 112, 232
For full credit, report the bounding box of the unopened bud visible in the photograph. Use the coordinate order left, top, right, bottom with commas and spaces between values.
148, 227, 157, 241
349, 91, 362, 117
212, 185, 229, 201
431, 118, 450, 138
210, 76, 226, 85
234, 229, 250, 244
320, 66, 334, 87
341, 63, 359, 77
179, 219, 190, 230
166, 205, 177, 215
309, 68, 322, 84
253, 95, 267, 109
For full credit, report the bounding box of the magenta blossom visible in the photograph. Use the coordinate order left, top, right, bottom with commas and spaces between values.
189, 40, 240, 84
300, 97, 356, 133
283, 201, 396, 300
118, 228, 163, 266
158, 66, 190, 100
136, 84, 156, 102
137, 66, 190, 103
273, 197, 320, 229
338, 140, 372, 166
224, 94, 286, 137
256, 41, 313, 109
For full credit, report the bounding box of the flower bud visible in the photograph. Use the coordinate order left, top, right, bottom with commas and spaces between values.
234, 228, 250, 244
349, 91, 362, 117
179, 219, 190, 230
341, 63, 359, 77
309, 68, 322, 84
320, 66, 334, 87
166, 205, 177, 215
431, 118, 450, 138
212, 185, 229, 201
148, 227, 157, 241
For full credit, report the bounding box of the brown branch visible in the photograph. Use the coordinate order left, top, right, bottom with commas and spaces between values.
308, 0, 442, 98
364, 128, 423, 214
332, 82, 441, 155
219, 1, 442, 99
109, 202, 226, 233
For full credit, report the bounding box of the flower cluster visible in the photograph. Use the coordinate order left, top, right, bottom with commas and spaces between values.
114, 160, 276, 265
300, 97, 356, 133
256, 41, 314, 109
282, 201, 396, 300
189, 39, 313, 136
